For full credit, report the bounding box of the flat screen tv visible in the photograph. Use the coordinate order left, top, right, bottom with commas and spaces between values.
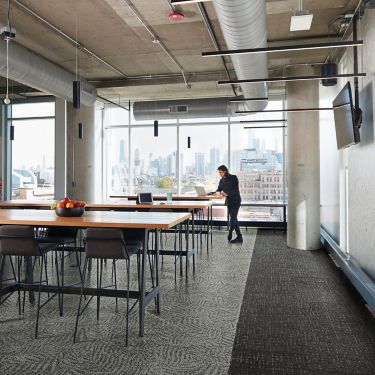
332, 82, 360, 149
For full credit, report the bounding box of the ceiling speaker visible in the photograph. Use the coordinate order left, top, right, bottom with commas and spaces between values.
363, 0, 375, 8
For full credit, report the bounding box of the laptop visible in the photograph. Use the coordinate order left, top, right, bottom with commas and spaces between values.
137, 192, 153, 205
195, 186, 207, 196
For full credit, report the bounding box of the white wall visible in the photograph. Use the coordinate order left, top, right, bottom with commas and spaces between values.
346, 10, 375, 279
321, 9, 375, 280
319, 85, 340, 244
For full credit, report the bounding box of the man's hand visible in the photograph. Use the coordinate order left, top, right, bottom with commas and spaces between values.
221, 191, 228, 197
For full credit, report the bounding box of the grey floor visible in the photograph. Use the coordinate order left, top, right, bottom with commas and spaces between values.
0, 230, 256, 375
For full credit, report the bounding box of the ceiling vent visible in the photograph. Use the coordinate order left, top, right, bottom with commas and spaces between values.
169, 105, 188, 113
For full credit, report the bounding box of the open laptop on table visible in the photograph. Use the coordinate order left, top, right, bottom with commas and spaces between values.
136, 192, 154, 205
195, 186, 208, 196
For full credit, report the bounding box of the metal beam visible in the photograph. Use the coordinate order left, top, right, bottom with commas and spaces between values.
218, 73, 366, 85
97, 95, 129, 111
240, 120, 287, 123
171, 0, 211, 4
236, 107, 333, 114
202, 40, 364, 57
244, 126, 287, 129
92, 71, 231, 88
230, 97, 269, 103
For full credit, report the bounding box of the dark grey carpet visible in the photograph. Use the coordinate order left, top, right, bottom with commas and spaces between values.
229, 230, 375, 375
0, 230, 256, 375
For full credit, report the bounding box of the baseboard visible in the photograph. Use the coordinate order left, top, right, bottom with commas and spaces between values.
321, 227, 375, 313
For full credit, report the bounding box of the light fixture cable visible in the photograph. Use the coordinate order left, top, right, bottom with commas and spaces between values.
4, 0, 12, 105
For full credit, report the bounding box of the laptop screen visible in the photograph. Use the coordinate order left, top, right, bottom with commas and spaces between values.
138, 193, 153, 203
195, 186, 206, 196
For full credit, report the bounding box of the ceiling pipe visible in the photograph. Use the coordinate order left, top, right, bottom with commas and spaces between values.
13, 0, 129, 78
0, 40, 97, 106
122, 0, 190, 88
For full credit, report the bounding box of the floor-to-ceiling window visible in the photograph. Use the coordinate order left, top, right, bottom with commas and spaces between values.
230, 99, 286, 221
104, 99, 287, 223
6, 99, 55, 200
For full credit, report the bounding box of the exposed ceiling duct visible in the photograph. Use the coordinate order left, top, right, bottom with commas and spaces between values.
0, 40, 97, 106
133, 0, 268, 120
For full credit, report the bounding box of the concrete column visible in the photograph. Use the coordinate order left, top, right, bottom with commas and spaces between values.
66, 103, 95, 201
286, 66, 320, 250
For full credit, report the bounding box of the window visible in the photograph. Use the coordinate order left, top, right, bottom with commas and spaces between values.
8, 100, 55, 200
230, 100, 286, 221
106, 128, 129, 196
102, 99, 287, 223
179, 124, 228, 194
131, 126, 177, 194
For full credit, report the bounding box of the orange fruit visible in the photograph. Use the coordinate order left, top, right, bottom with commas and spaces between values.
66, 202, 74, 208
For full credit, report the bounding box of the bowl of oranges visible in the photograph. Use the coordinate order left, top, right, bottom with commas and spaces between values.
53, 197, 86, 217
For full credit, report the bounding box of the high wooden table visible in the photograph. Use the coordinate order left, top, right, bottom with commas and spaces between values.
0, 199, 215, 257
109, 194, 223, 201
0, 209, 190, 336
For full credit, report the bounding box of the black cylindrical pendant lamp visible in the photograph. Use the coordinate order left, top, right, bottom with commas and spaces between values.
78, 122, 83, 139
154, 120, 159, 137
73, 80, 81, 108
187, 136, 191, 148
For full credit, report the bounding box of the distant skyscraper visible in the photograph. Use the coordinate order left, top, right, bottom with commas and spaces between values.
247, 130, 260, 150
195, 152, 205, 178
119, 139, 125, 162
209, 147, 220, 175
180, 153, 184, 176
134, 148, 140, 167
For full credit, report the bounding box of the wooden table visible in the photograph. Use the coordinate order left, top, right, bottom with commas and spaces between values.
0, 209, 190, 336
109, 194, 223, 201
0, 199, 215, 257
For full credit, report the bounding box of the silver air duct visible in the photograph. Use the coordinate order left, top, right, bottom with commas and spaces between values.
212, 0, 268, 112
133, 0, 267, 120
0, 40, 97, 106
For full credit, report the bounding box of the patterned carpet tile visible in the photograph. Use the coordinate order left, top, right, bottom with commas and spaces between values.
0, 230, 256, 375
229, 230, 375, 375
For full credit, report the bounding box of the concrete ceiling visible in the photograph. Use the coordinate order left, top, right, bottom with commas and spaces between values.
0, 0, 359, 102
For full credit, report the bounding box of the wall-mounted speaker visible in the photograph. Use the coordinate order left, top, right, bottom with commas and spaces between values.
363, 0, 375, 8
321, 63, 337, 86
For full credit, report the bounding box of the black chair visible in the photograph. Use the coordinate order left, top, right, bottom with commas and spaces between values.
0, 225, 59, 338
37, 227, 81, 315
73, 228, 142, 346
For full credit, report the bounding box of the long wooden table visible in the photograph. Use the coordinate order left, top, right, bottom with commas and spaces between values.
0, 199, 215, 259
0, 209, 190, 336
109, 194, 223, 201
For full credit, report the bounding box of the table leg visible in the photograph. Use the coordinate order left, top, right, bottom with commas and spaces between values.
139, 229, 148, 337
185, 219, 189, 277
26, 256, 35, 303
155, 229, 161, 314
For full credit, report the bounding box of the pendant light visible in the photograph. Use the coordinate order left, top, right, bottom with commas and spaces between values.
3, 0, 13, 105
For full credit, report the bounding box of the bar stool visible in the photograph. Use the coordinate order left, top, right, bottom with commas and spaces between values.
73, 228, 142, 346
0, 225, 59, 338
37, 227, 81, 315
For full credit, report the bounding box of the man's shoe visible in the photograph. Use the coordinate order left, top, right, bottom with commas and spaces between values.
227, 232, 233, 241
230, 237, 243, 244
